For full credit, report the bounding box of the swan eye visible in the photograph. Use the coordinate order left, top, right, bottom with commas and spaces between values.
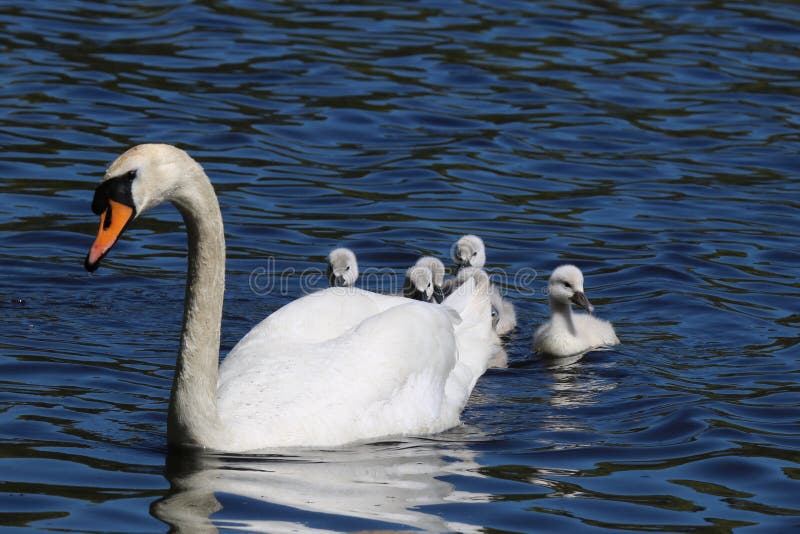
563, 281, 572, 289
345, 266, 350, 271
472, 252, 477, 257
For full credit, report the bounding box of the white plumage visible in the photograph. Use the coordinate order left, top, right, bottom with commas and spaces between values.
326, 247, 359, 287
84, 144, 498, 452
402, 264, 434, 301
532, 264, 619, 357
219, 280, 493, 449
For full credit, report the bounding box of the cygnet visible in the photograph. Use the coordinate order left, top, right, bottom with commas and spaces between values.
415, 256, 446, 303
402, 265, 434, 302
453, 234, 486, 268
326, 247, 359, 287
532, 264, 619, 357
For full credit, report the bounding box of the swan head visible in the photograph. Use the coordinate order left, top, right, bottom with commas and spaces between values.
414, 256, 445, 303
326, 248, 359, 287
402, 265, 434, 302
85, 144, 205, 272
548, 264, 594, 313
453, 234, 486, 269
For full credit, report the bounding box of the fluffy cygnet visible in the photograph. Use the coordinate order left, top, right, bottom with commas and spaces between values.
415, 256, 446, 303
532, 265, 620, 357
453, 234, 486, 269
402, 265, 434, 302
326, 247, 359, 287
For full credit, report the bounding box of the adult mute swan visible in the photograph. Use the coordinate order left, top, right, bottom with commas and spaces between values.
84, 144, 497, 452
326, 247, 358, 287
532, 265, 620, 357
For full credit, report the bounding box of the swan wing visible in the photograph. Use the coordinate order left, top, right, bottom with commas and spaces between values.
226, 287, 410, 362
217, 300, 463, 449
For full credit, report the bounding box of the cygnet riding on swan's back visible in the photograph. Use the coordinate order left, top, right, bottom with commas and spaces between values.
414, 256, 445, 303
532, 265, 620, 357
402, 265, 434, 302
453, 234, 485, 269
447, 234, 517, 336
84, 144, 498, 452
326, 247, 358, 287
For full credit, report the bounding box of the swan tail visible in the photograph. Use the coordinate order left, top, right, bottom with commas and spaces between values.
443, 269, 491, 328
442, 269, 499, 405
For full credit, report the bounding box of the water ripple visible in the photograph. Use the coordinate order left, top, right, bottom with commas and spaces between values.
1, 0, 799, 531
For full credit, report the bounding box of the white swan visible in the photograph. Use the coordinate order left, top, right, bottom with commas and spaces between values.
402, 265, 434, 302
84, 144, 498, 452
414, 256, 445, 303
532, 264, 620, 357
326, 247, 358, 287
448, 235, 517, 336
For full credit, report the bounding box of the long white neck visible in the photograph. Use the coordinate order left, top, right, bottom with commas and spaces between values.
166, 167, 226, 449
549, 297, 576, 337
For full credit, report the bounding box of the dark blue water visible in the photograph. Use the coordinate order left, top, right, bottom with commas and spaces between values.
2, 1, 799, 532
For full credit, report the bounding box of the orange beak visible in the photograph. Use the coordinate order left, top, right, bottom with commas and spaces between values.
85, 199, 135, 272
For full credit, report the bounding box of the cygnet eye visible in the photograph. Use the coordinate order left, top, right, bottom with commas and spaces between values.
345, 265, 350, 271
563, 281, 572, 289
427, 282, 431, 288
472, 251, 477, 257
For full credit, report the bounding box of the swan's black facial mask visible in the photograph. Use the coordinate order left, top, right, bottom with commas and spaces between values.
85, 171, 138, 272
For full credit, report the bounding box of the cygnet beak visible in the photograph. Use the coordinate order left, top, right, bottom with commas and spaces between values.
432, 287, 444, 304
571, 291, 594, 313
333, 274, 347, 287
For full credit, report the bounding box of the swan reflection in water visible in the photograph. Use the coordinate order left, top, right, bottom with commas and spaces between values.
153, 439, 490, 533
543, 351, 617, 410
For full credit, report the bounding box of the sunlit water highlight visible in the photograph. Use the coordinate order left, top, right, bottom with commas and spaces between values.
1, 1, 798, 532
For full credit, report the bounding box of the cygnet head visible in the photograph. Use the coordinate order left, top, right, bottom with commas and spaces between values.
326, 247, 359, 287
453, 234, 486, 269
548, 264, 594, 313
415, 256, 445, 303
403, 265, 434, 302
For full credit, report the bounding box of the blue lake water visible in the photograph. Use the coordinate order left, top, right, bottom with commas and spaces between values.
1, 1, 799, 532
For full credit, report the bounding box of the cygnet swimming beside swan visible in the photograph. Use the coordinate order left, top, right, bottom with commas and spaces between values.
326, 247, 359, 287
447, 235, 517, 336
532, 265, 619, 357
